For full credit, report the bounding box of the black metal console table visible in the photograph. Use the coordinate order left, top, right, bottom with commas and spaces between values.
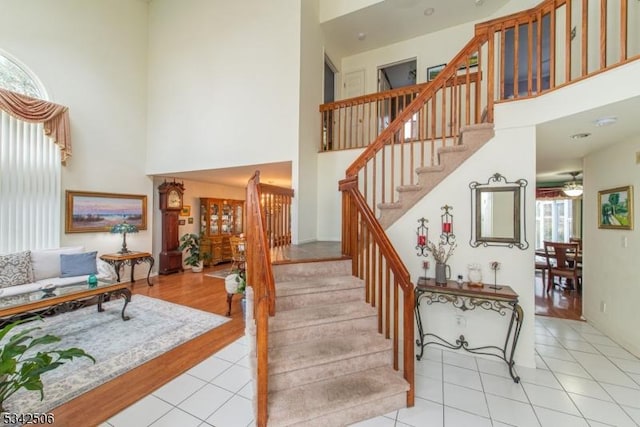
414, 278, 523, 382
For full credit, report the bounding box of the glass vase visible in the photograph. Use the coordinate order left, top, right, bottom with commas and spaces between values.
467, 263, 483, 285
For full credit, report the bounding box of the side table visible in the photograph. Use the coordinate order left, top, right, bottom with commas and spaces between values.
100, 252, 155, 286
414, 278, 523, 382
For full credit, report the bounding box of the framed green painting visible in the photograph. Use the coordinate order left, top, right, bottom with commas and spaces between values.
598, 185, 633, 230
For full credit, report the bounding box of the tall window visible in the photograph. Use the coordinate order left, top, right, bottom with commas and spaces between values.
535, 199, 573, 248
0, 51, 61, 253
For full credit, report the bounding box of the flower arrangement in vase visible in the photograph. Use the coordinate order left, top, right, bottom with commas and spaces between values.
427, 240, 456, 284
426, 240, 456, 264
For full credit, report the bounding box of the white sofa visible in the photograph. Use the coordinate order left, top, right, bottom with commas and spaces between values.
0, 246, 116, 298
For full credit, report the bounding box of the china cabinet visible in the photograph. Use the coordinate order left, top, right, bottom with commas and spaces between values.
199, 198, 244, 265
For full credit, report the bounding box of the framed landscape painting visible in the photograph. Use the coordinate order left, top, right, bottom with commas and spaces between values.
66, 190, 148, 233
598, 186, 633, 230
427, 63, 446, 81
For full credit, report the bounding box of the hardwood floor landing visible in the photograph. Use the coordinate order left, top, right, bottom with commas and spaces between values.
47, 266, 245, 427
534, 273, 583, 321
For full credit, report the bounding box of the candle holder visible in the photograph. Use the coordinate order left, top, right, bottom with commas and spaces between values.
418, 260, 430, 285
440, 205, 455, 245
416, 217, 429, 257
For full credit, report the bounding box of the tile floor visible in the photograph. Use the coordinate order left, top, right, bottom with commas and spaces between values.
102, 316, 640, 427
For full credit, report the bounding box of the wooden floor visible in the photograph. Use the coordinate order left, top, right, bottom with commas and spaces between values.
534, 273, 583, 320
47, 244, 578, 426
48, 241, 343, 426
48, 264, 245, 427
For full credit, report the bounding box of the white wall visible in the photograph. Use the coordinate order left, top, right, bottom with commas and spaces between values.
146, 0, 301, 177
340, 22, 472, 97
336, 0, 541, 99
583, 136, 640, 357
387, 127, 537, 368
0, 0, 152, 262
319, 0, 383, 23
297, 0, 323, 244
316, 148, 365, 241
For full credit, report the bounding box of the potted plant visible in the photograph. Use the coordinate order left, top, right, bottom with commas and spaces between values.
223, 269, 247, 317
178, 233, 210, 272
0, 318, 95, 412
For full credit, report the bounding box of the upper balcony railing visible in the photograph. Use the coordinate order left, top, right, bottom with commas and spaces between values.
327, 0, 638, 217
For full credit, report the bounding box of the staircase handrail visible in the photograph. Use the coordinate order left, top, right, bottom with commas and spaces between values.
345, 34, 488, 178
339, 175, 415, 407
319, 82, 430, 112
246, 170, 275, 427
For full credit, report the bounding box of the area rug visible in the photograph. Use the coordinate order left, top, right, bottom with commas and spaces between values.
205, 268, 233, 279
3, 295, 230, 415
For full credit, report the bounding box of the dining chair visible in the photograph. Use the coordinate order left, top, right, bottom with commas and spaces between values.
569, 237, 583, 269
544, 241, 581, 293
535, 255, 548, 290
229, 235, 246, 272
569, 237, 583, 251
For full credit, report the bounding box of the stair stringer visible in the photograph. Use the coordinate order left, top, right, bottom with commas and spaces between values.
377, 122, 494, 229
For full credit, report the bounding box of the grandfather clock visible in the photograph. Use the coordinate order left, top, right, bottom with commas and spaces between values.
158, 180, 185, 274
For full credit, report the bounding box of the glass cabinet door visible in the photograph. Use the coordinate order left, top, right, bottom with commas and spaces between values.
234, 204, 243, 234
221, 202, 232, 235
210, 203, 219, 235
200, 201, 207, 235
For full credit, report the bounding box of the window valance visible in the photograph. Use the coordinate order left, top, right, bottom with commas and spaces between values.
536, 187, 565, 200
0, 88, 71, 163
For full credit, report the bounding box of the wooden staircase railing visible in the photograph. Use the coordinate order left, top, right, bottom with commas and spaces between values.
340, 175, 415, 407
334, 0, 638, 219
320, 82, 428, 152
248, 1, 639, 425
338, 0, 639, 412
258, 183, 294, 248
344, 34, 490, 216
246, 171, 275, 427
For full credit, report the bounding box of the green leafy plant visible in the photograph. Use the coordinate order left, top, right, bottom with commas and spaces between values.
178, 233, 211, 267
0, 318, 95, 412
232, 269, 246, 294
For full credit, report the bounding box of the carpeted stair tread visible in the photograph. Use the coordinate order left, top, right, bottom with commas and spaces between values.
269, 301, 376, 332
269, 333, 391, 375
267, 366, 409, 427
276, 275, 364, 297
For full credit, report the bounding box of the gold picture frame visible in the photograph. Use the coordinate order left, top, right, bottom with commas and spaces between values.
180, 205, 191, 217
598, 185, 633, 230
65, 190, 147, 233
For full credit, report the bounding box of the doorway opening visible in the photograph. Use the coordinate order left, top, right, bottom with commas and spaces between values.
377, 58, 417, 134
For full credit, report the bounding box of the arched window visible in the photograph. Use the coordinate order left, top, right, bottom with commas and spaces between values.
0, 51, 61, 253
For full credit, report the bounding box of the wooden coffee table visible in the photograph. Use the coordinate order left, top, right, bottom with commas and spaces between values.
0, 279, 132, 325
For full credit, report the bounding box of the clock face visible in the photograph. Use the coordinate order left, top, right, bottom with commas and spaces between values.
168, 190, 181, 208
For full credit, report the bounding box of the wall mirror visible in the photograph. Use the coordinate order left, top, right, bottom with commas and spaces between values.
470, 173, 528, 249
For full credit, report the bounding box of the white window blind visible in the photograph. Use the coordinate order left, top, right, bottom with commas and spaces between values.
0, 52, 60, 253
0, 111, 61, 253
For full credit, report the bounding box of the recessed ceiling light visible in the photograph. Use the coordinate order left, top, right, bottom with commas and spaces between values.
357, 32, 366, 41
593, 116, 617, 127
424, 7, 435, 15
570, 132, 591, 140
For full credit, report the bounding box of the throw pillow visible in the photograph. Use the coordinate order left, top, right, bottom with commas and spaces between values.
31, 246, 84, 281
60, 251, 98, 278
0, 251, 33, 288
